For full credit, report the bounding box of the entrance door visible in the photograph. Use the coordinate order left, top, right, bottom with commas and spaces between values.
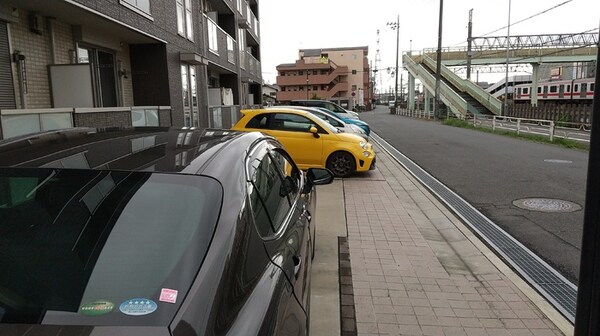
77, 46, 118, 107
181, 64, 199, 127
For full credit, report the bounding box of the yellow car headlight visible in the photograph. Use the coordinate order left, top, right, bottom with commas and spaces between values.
359, 141, 368, 150
363, 151, 370, 157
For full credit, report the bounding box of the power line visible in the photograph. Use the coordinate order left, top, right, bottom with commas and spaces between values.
450, 0, 574, 47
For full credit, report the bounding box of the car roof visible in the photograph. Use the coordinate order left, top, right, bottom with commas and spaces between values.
272, 106, 345, 123
0, 127, 267, 177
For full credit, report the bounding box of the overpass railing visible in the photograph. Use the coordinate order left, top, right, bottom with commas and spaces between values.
422, 54, 503, 115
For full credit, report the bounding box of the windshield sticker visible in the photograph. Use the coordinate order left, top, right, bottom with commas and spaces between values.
119, 298, 157, 316
80, 300, 114, 316
159, 288, 178, 304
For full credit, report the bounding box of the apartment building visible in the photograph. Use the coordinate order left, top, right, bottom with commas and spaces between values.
276, 46, 372, 110
0, 0, 262, 140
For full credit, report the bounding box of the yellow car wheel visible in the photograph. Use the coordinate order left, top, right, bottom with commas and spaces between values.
326, 151, 356, 178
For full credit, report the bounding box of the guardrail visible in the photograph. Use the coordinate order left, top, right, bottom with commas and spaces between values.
395, 108, 434, 119
471, 114, 591, 143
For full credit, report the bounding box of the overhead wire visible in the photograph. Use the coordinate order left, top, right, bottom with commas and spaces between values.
449, 0, 574, 47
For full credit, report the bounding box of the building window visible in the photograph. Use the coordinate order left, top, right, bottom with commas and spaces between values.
352, 85, 357, 91
181, 64, 199, 127
298, 71, 303, 75
120, 0, 151, 15
313, 86, 318, 90
207, 19, 218, 54
227, 36, 235, 63
176, 0, 193, 39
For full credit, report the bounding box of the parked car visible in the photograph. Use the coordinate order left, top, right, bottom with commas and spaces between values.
290, 100, 360, 119
271, 105, 367, 139
0, 127, 333, 335
313, 107, 371, 136
232, 108, 376, 177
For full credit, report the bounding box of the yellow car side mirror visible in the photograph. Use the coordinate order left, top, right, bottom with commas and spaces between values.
309, 126, 320, 139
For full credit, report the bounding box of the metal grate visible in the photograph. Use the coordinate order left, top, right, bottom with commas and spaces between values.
372, 133, 577, 323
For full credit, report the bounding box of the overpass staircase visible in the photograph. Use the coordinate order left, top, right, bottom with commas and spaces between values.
404, 53, 503, 117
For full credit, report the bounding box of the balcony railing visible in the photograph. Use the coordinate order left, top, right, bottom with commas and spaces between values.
205, 14, 237, 67
247, 53, 261, 77
209, 105, 240, 128
0, 106, 172, 140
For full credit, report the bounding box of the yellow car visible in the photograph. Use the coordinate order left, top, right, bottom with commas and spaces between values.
232, 108, 376, 177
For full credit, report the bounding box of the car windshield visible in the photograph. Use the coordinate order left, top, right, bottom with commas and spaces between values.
0, 168, 222, 326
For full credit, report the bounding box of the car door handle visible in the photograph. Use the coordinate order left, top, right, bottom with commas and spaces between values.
292, 255, 302, 278
300, 205, 311, 222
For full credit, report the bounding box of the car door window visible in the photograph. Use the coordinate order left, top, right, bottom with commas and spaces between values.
272, 113, 317, 132
246, 114, 269, 129
270, 149, 300, 203
249, 150, 293, 237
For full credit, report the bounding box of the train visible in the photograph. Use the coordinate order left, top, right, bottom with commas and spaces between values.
513, 77, 595, 103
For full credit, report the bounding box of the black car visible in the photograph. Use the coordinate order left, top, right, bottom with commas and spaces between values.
0, 127, 333, 335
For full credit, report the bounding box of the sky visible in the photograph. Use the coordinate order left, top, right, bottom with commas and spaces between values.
258, 0, 599, 92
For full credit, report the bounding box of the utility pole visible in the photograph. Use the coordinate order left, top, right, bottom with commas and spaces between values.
466, 9, 473, 80
391, 15, 400, 108
503, 0, 512, 116
433, 0, 444, 120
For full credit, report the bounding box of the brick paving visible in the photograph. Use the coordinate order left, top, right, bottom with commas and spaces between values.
342, 147, 565, 336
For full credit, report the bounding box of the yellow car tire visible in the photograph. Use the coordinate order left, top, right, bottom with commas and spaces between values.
326, 151, 356, 178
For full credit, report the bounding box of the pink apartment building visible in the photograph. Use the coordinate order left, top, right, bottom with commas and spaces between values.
276, 47, 372, 110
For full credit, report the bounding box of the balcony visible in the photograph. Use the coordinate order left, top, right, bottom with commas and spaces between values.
205, 15, 238, 72
276, 66, 349, 86
276, 82, 348, 101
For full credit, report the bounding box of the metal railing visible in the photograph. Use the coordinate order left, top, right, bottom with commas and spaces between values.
471, 114, 591, 143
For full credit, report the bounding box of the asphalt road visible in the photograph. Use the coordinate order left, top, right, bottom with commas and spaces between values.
360, 106, 588, 283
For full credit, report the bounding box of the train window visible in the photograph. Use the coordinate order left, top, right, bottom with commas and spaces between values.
549, 86, 557, 93
591, 83, 594, 92
574, 84, 579, 92
537, 87, 542, 94
523, 88, 529, 95
517, 88, 521, 95
567, 85, 571, 92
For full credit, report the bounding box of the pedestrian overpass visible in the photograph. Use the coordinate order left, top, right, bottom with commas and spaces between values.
403, 32, 598, 117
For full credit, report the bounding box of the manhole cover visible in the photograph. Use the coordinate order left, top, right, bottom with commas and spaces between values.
513, 198, 581, 213
544, 159, 573, 164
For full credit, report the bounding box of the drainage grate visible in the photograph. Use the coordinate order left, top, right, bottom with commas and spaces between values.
372, 133, 577, 323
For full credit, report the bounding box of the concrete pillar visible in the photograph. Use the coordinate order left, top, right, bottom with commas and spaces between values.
424, 89, 431, 113
408, 74, 416, 111
531, 63, 540, 107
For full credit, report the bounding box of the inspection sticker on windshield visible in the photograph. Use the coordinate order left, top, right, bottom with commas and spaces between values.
80, 300, 114, 316
119, 298, 157, 316
159, 288, 178, 304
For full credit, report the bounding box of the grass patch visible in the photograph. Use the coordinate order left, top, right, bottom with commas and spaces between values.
442, 118, 589, 151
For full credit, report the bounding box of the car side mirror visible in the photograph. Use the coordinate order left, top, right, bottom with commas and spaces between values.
303, 168, 334, 193
309, 126, 320, 138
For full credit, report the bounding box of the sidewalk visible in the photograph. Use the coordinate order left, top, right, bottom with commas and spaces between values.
334, 145, 572, 336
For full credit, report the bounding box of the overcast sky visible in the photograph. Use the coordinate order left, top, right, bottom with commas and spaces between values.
258, 0, 599, 90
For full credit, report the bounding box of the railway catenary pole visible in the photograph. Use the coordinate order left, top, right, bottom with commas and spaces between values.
574, 27, 600, 336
